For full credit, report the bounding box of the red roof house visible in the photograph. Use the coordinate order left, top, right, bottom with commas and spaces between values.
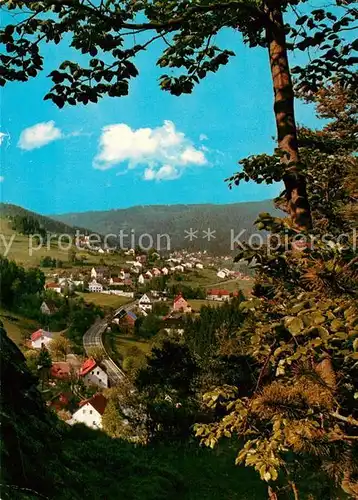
173, 293, 191, 312
30, 329, 54, 348
79, 393, 108, 415
207, 289, 231, 301
45, 282, 62, 292
79, 358, 97, 377
79, 358, 108, 388
68, 394, 108, 429
51, 362, 72, 380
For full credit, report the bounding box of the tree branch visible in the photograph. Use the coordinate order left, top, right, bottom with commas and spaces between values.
45, 0, 268, 32
331, 411, 358, 427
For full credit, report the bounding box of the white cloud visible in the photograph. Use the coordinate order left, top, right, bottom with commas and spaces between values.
0, 132, 10, 147
18, 121, 62, 150
94, 120, 208, 180
180, 146, 206, 165
0, 176, 4, 182
199, 133, 208, 141
144, 165, 180, 181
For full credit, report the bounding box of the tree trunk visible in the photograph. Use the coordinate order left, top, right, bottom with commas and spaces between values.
265, 2, 312, 231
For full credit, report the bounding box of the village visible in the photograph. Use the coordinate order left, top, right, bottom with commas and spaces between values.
43, 247, 252, 300
1, 242, 253, 435
23, 247, 252, 432
28, 290, 233, 431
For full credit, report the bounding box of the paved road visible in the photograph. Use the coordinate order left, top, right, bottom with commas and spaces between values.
83, 301, 137, 385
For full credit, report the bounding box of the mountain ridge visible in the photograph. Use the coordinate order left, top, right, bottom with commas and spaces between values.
0, 202, 94, 236
52, 199, 276, 217
51, 200, 282, 254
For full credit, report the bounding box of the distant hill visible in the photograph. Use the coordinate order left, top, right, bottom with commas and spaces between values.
0, 203, 101, 266
0, 203, 92, 236
52, 201, 282, 254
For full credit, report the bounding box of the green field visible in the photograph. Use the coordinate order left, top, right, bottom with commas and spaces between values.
213, 279, 253, 296
103, 330, 151, 366
0, 217, 129, 268
114, 334, 151, 357
0, 218, 71, 266
188, 299, 225, 312
0, 309, 39, 346
77, 292, 132, 308
169, 267, 253, 296
0, 309, 66, 348
168, 268, 218, 288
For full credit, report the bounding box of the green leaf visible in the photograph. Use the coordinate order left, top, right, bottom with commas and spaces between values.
310, 312, 326, 325
286, 317, 304, 335
331, 319, 344, 332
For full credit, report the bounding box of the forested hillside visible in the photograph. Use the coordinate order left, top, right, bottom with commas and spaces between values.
0, 203, 92, 236
53, 200, 281, 253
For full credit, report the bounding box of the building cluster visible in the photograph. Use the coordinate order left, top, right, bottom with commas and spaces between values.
43, 246, 252, 300
216, 268, 251, 280
32, 291, 195, 431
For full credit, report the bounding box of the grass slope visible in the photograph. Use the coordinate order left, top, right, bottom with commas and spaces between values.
0, 202, 91, 235
0, 217, 73, 266
0, 309, 39, 346
0, 217, 128, 268
77, 292, 131, 309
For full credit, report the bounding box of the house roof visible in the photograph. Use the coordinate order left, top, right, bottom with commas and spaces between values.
174, 293, 186, 303
46, 282, 60, 289
31, 329, 53, 342
140, 293, 152, 302
51, 362, 71, 379
79, 358, 97, 376
79, 393, 107, 415
112, 277, 123, 283
208, 289, 230, 296
41, 301, 58, 313
127, 311, 137, 321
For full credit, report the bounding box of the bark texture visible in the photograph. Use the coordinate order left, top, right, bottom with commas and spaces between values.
265, 2, 312, 231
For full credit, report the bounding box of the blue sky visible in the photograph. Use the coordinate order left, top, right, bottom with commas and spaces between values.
0, 23, 324, 215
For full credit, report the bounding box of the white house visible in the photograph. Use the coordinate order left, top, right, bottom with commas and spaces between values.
138, 274, 145, 285
161, 267, 169, 275
144, 271, 153, 280
40, 301, 58, 316
79, 358, 108, 388
207, 289, 231, 301
174, 265, 185, 272
31, 329, 54, 349
45, 282, 62, 294
88, 279, 103, 293
138, 293, 153, 312
216, 270, 227, 279
195, 263, 204, 270
68, 393, 107, 430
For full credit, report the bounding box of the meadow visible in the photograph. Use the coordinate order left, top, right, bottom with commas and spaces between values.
76, 292, 132, 309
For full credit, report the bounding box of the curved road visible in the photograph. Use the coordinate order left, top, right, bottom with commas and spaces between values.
83, 301, 137, 385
